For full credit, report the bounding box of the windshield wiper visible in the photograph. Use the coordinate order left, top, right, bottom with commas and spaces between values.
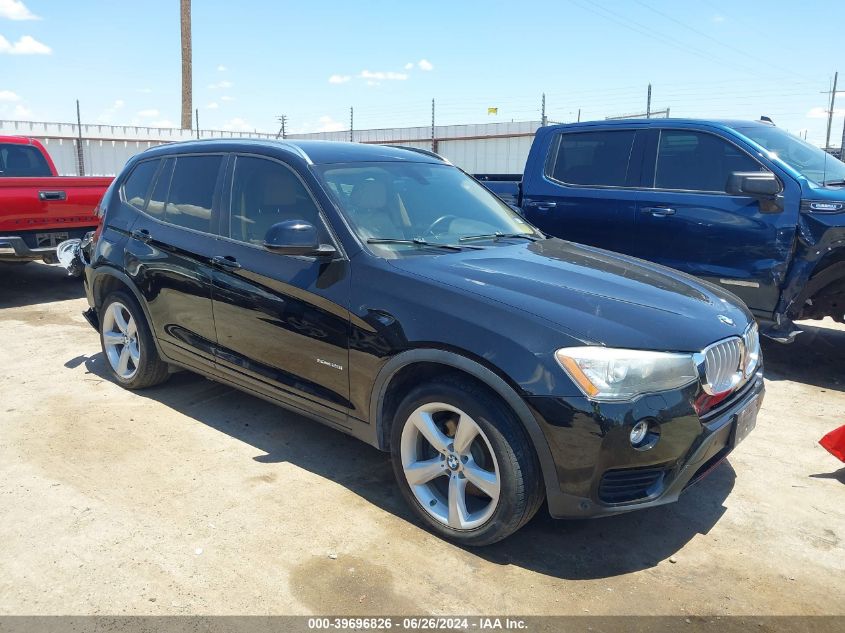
458, 231, 541, 243
366, 237, 481, 251
822, 179, 845, 186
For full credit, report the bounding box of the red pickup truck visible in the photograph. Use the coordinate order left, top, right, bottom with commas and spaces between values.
0, 136, 112, 264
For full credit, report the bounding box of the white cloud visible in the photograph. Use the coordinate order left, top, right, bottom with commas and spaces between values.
366, 80, 380, 87
13, 103, 32, 119
712, 14, 725, 23
316, 115, 345, 133
328, 74, 351, 84
208, 80, 232, 89
222, 117, 253, 132
807, 106, 845, 119
0, 1, 40, 20
96, 99, 126, 123
404, 62, 413, 70
0, 89, 21, 101
0, 34, 51, 55
206, 102, 219, 109
359, 70, 408, 81
217, 64, 227, 72
137, 108, 160, 117
220, 95, 235, 101
418, 59, 433, 71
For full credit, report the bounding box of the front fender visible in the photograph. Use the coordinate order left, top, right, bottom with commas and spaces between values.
369, 347, 564, 510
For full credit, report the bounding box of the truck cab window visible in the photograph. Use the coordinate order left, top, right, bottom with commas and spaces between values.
0, 143, 53, 177
655, 131, 763, 192
546, 130, 636, 187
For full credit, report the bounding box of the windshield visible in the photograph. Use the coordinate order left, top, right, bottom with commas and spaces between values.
316, 161, 540, 255
0, 143, 52, 177
732, 125, 845, 186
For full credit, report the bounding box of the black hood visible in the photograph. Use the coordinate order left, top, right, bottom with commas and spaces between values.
389, 238, 753, 352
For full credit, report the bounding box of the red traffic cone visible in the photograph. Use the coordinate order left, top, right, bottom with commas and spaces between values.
820, 425, 845, 463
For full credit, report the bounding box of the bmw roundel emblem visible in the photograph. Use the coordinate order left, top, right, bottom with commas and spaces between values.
717, 315, 735, 326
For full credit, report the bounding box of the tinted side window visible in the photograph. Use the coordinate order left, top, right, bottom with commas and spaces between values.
655, 131, 763, 192
546, 130, 636, 187
228, 156, 325, 244
121, 160, 159, 210
164, 155, 223, 233
0, 143, 52, 177
146, 158, 174, 219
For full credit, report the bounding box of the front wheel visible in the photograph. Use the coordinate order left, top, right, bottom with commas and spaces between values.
100, 291, 170, 389
390, 378, 544, 546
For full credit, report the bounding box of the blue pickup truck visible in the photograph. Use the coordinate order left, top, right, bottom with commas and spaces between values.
477, 119, 845, 340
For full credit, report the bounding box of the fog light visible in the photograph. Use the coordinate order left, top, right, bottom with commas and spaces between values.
630, 420, 649, 446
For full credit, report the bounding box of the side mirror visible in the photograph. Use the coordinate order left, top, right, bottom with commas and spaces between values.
726, 172, 783, 213
263, 220, 336, 258
726, 171, 781, 197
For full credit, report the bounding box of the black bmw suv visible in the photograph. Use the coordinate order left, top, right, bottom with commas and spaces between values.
82, 139, 764, 545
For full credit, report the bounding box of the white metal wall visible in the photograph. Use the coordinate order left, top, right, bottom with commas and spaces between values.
1, 119, 541, 176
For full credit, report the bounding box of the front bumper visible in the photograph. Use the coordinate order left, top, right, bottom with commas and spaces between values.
527, 370, 765, 519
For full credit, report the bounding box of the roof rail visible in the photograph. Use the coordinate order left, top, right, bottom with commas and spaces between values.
381, 144, 451, 164
135, 137, 314, 165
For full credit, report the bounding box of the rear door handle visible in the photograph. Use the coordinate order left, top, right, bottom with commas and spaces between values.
212, 255, 242, 270
39, 190, 67, 201
642, 206, 676, 217
131, 228, 152, 243
526, 201, 557, 211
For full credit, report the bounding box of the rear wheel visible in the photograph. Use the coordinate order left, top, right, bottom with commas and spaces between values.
390, 377, 544, 546
100, 291, 169, 389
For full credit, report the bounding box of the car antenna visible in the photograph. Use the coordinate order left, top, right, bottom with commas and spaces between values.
760, 116, 775, 125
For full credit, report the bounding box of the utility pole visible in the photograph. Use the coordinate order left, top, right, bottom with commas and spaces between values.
180, 0, 192, 130
275, 115, 287, 139
577, 108, 581, 123
195, 108, 199, 139
541, 93, 547, 127
431, 98, 436, 152
822, 72, 840, 150
75, 99, 85, 176
840, 114, 845, 160
646, 83, 652, 119
349, 107, 354, 142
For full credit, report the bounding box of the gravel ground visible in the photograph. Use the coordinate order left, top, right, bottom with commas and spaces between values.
0, 262, 843, 616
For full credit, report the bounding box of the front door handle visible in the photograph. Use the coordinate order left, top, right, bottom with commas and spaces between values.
39, 190, 67, 201
212, 255, 242, 270
642, 206, 676, 217
131, 228, 152, 243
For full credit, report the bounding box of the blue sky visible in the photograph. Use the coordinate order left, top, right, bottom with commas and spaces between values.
1, 0, 844, 145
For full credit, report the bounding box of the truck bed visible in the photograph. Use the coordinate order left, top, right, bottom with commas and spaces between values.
0, 176, 113, 262
474, 174, 521, 206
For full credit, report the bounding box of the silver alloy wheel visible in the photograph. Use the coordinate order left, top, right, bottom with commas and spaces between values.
102, 301, 140, 380
400, 402, 501, 530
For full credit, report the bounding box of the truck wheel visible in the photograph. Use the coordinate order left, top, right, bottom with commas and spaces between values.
100, 291, 170, 389
390, 377, 544, 546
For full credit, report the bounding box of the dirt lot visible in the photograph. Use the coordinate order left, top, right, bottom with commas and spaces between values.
0, 262, 843, 616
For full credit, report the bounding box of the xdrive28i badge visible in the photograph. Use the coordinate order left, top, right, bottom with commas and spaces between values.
718, 315, 735, 326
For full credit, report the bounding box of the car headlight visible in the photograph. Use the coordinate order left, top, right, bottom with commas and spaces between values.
555, 347, 699, 401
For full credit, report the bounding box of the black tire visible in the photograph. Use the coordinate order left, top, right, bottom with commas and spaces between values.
390, 376, 544, 546
99, 290, 170, 389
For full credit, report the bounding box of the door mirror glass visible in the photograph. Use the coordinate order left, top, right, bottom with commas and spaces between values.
263, 220, 336, 257
727, 171, 781, 197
